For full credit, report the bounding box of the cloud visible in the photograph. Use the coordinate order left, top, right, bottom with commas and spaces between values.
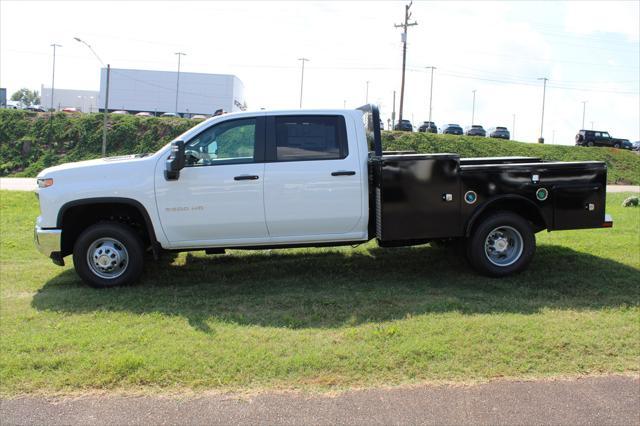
564, 1, 640, 42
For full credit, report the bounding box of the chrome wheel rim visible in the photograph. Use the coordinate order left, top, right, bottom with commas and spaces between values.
86, 237, 129, 279
484, 226, 523, 267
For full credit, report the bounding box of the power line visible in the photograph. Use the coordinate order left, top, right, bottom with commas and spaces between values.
433, 70, 638, 95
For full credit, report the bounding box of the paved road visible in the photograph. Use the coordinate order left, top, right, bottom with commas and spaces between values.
1, 177, 638, 193
1, 376, 638, 426
0, 178, 37, 191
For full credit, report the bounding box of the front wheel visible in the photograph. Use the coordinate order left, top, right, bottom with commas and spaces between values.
613, 143, 620, 149
73, 223, 145, 288
466, 212, 535, 277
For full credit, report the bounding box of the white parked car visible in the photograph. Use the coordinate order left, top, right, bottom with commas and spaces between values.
34, 106, 612, 287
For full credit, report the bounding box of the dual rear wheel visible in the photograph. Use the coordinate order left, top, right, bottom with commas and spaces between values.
465, 212, 536, 277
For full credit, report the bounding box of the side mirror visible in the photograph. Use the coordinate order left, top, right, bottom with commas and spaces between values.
165, 140, 185, 180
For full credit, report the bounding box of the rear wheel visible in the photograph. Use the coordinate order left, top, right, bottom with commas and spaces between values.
73, 222, 145, 288
587, 141, 594, 147
466, 212, 535, 277
613, 143, 620, 149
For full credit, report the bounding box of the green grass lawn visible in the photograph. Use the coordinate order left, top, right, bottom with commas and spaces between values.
0, 190, 638, 395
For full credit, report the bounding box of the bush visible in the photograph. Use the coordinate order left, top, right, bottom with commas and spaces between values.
382, 132, 640, 185
0, 110, 192, 177
0, 109, 638, 184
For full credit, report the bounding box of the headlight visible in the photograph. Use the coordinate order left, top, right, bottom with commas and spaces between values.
37, 178, 54, 188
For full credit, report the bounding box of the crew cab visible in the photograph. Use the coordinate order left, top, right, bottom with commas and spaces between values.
34, 105, 613, 288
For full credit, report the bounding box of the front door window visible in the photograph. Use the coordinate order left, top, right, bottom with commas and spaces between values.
185, 118, 256, 166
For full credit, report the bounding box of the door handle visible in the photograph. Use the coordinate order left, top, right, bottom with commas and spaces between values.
234, 175, 259, 181
331, 170, 356, 176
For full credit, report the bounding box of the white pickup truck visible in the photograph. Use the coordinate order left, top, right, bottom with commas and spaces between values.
35, 105, 612, 287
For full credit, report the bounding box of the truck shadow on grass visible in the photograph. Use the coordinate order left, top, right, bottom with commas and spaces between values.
32, 244, 639, 332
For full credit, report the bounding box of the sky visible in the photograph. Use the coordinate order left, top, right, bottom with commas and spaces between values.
1, 0, 639, 145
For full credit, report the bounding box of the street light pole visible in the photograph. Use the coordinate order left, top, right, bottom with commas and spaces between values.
537, 77, 548, 143
174, 52, 186, 115
365, 80, 370, 104
392, 90, 396, 129
74, 37, 110, 156
581, 100, 587, 129
471, 89, 476, 125
298, 58, 309, 108
50, 44, 62, 112
512, 113, 516, 140
425, 66, 435, 123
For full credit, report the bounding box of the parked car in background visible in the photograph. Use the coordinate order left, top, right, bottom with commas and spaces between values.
620, 139, 633, 150
112, 110, 129, 115
394, 119, 413, 132
442, 124, 463, 135
26, 105, 46, 112
135, 112, 152, 117
191, 114, 207, 120
488, 127, 510, 140
632, 141, 640, 151
465, 125, 486, 137
575, 130, 628, 148
418, 121, 437, 133
62, 107, 80, 113
161, 112, 179, 118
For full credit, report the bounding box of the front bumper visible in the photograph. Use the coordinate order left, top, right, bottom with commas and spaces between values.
34, 225, 64, 265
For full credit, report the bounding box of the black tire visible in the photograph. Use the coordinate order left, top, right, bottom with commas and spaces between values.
613, 143, 620, 149
466, 212, 535, 277
587, 141, 594, 147
73, 222, 145, 288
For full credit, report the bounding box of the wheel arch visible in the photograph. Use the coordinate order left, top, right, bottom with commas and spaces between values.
464, 195, 547, 237
57, 197, 159, 256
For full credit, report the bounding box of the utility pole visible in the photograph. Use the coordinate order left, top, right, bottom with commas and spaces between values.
425, 66, 435, 122
581, 100, 587, 129
394, 1, 417, 123
102, 65, 110, 156
49, 43, 62, 112
365, 80, 370, 104
47, 43, 62, 146
298, 57, 310, 108
343, 100, 346, 108
392, 90, 396, 130
512, 113, 516, 140
537, 77, 548, 143
591, 121, 594, 130
471, 89, 476, 125
174, 52, 186, 115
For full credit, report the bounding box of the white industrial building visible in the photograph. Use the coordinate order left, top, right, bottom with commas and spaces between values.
40, 86, 100, 112
99, 68, 246, 116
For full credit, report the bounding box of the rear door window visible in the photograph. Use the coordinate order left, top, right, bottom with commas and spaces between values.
273, 115, 348, 162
